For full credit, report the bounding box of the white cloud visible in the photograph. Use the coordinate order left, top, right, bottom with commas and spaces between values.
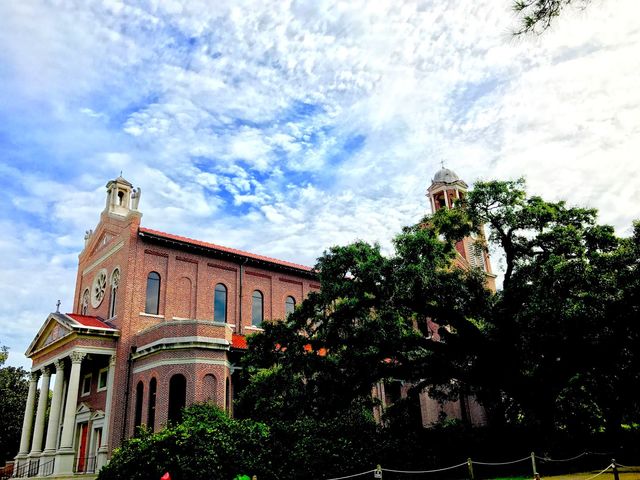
1, 0, 639, 368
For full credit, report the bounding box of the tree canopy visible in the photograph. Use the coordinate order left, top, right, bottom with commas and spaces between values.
237, 219, 492, 423
240, 178, 640, 436
0, 346, 29, 463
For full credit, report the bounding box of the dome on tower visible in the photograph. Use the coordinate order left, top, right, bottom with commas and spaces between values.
432, 167, 460, 184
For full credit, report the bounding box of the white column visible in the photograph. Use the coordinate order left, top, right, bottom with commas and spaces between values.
15, 372, 39, 463
40, 360, 65, 469
29, 367, 52, 456
43, 360, 65, 453
96, 355, 116, 470
54, 351, 85, 475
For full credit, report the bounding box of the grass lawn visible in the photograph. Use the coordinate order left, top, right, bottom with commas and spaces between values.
491, 466, 640, 480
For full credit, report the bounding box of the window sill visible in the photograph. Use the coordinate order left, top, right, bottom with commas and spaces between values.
139, 312, 164, 319
245, 325, 264, 332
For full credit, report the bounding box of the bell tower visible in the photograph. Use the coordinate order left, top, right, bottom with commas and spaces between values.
104, 175, 141, 217
427, 165, 496, 290
427, 165, 468, 213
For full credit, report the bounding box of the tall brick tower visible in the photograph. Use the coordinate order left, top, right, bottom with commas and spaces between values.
427, 166, 496, 291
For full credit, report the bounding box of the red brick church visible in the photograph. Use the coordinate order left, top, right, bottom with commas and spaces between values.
13, 167, 494, 477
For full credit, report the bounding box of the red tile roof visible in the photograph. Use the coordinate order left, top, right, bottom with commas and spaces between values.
66, 314, 114, 329
232, 334, 248, 350
139, 227, 314, 273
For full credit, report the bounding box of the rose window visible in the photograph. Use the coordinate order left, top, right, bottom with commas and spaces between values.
91, 269, 108, 307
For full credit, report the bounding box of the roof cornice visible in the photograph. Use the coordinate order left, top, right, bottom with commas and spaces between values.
138, 228, 317, 279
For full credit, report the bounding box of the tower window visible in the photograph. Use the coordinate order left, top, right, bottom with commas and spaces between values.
117, 191, 124, 206
108, 268, 120, 318
469, 241, 486, 271
145, 272, 161, 315
251, 290, 263, 326
214, 283, 227, 323
81, 289, 90, 315
285, 296, 296, 317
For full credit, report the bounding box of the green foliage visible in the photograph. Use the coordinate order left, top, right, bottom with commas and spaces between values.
512, 0, 591, 35
240, 177, 639, 438
0, 345, 29, 463
267, 411, 379, 479
461, 180, 639, 434
238, 228, 491, 422
98, 405, 640, 480
98, 404, 272, 480
99, 403, 381, 480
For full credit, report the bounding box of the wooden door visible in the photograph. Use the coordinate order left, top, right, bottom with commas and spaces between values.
76, 423, 88, 472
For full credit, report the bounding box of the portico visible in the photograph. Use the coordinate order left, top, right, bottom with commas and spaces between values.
14, 313, 118, 477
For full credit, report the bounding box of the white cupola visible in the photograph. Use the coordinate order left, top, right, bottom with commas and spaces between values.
427, 165, 468, 213
104, 175, 141, 216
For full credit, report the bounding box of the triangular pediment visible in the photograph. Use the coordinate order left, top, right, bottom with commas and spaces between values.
76, 402, 92, 415
26, 314, 74, 357
90, 410, 105, 421
87, 226, 118, 258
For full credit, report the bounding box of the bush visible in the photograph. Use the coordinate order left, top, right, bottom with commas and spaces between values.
98, 404, 272, 480
100, 403, 638, 480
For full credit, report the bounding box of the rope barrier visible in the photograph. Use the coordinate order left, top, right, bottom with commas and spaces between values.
381, 461, 468, 474
323, 469, 376, 480
537, 452, 589, 462
581, 464, 613, 480
473, 455, 532, 466
324, 453, 630, 478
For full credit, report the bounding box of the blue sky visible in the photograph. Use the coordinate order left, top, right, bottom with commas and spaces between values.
1, 0, 639, 369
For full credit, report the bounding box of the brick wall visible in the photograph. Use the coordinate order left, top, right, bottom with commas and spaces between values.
70, 210, 318, 452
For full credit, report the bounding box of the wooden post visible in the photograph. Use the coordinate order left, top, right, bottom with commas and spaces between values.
468, 458, 475, 480
612, 460, 619, 480
531, 452, 538, 477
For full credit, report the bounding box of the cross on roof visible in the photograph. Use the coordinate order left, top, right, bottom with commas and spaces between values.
56, 300, 61, 313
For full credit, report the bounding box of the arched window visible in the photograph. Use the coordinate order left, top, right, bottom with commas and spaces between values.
145, 272, 161, 315
225, 377, 231, 414
81, 289, 90, 315
251, 290, 263, 326
214, 284, 227, 323
147, 378, 157, 432
108, 268, 120, 318
285, 296, 296, 317
134, 381, 144, 430
203, 374, 217, 404
168, 374, 186, 424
